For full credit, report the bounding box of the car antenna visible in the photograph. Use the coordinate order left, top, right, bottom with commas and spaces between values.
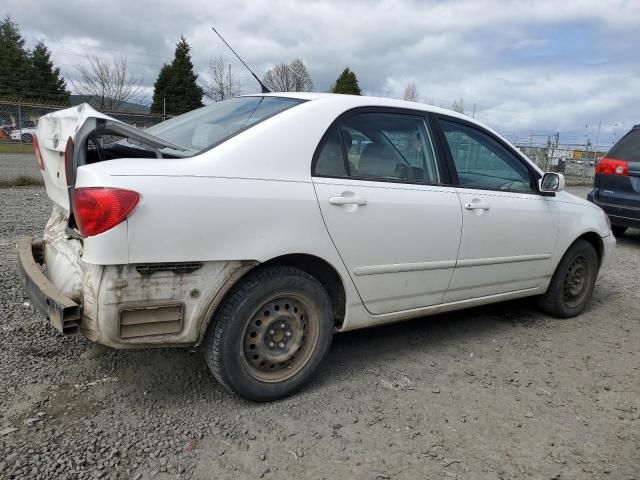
211, 26, 271, 94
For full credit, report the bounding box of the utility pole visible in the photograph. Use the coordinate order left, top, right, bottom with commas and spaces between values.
594, 121, 602, 162
547, 132, 559, 171
472, 103, 476, 118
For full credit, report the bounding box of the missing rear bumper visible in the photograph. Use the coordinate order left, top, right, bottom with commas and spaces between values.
17, 237, 82, 335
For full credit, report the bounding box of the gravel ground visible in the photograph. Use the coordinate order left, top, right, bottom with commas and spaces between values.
1, 155, 638, 480
0, 153, 42, 182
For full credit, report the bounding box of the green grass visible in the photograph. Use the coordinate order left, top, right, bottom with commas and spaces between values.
0, 142, 34, 154
0, 174, 43, 188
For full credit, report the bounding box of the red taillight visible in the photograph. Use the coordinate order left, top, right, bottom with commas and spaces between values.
595, 157, 628, 176
32, 134, 45, 171
73, 188, 140, 237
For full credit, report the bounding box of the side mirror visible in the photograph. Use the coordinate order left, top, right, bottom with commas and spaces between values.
540, 172, 565, 193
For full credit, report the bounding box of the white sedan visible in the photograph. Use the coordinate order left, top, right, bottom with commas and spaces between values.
10, 126, 37, 143
18, 94, 615, 401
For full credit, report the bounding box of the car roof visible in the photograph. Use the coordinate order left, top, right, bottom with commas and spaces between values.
244, 92, 517, 148
237, 91, 544, 174
243, 91, 472, 121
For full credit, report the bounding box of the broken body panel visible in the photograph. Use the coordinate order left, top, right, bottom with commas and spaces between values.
25, 104, 261, 348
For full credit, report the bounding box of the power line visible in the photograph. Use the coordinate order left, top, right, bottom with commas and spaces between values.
22, 35, 214, 75
24, 35, 171, 61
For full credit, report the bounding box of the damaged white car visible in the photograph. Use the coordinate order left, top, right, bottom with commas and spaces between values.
18, 93, 615, 401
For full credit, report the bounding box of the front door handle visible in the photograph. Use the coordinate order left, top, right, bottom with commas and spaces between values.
464, 201, 490, 211
329, 195, 367, 206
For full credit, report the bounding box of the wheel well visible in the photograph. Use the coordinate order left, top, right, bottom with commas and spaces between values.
262, 254, 346, 328
576, 232, 603, 267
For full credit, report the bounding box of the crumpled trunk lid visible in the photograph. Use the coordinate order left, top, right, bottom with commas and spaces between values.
35, 103, 119, 212
35, 103, 184, 213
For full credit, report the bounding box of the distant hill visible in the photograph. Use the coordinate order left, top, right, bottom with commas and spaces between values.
70, 95, 150, 113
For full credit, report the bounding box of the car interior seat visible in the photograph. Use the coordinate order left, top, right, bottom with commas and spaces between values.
357, 142, 399, 178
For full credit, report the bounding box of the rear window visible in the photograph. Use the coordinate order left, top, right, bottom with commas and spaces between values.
145, 96, 304, 155
607, 127, 640, 163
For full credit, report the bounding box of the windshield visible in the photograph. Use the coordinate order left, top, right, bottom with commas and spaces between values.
145, 96, 304, 155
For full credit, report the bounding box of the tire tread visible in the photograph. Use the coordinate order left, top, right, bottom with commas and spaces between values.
538, 239, 598, 318
204, 265, 331, 400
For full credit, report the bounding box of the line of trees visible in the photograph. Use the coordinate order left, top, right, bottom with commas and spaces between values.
0, 14, 370, 115
3, 15, 470, 116
0, 16, 68, 103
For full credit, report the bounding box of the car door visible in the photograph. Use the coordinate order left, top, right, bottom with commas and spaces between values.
434, 117, 559, 303
312, 110, 462, 315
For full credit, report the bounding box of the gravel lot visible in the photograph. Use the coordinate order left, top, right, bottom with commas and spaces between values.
1, 154, 638, 480
0, 153, 42, 182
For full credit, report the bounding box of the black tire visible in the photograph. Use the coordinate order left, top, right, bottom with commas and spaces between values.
21, 133, 33, 144
611, 225, 627, 236
204, 266, 334, 401
537, 239, 598, 318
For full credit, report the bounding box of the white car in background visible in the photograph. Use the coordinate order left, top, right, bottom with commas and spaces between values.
18, 94, 615, 401
10, 126, 37, 143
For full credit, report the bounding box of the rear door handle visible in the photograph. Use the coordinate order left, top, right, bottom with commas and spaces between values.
464, 201, 490, 211
329, 196, 367, 206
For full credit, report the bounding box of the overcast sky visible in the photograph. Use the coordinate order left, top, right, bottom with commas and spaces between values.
6, 0, 640, 147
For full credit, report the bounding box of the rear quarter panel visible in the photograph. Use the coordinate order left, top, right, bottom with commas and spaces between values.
74, 99, 352, 266
74, 99, 365, 327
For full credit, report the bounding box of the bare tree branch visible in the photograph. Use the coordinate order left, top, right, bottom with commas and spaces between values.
202, 55, 242, 102
403, 82, 420, 102
263, 58, 313, 92
451, 98, 465, 114
72, 55, 143, 110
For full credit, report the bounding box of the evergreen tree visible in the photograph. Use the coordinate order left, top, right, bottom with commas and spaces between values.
152, 36, 203, 115
28, 41, 69, 103
150, 63, 172, 114
0, 16, 31, 99
331, 67, 361, 95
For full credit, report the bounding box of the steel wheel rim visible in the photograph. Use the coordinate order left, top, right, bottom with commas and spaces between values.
563, 255, 590, 308
241, 294, 319, 383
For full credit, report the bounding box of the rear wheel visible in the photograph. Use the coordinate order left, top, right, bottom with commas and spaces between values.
538, 239, 598, 318
204, 266, 333, 401
611, 225, 627, 236
21, 133, 33, 143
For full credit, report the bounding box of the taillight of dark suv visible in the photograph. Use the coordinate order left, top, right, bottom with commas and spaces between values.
588, 125, 640, 236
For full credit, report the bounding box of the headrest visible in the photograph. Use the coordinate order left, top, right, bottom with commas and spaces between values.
191, 124, 227, 148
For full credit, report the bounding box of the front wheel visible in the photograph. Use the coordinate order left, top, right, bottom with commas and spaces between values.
21, 133, 33, 143
204, 266, 334, 401
537, 239, 598, 318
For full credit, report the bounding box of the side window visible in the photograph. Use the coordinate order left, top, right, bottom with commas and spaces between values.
312, 112, 440, 184
342, 113, 439, 183
440, 120, 533, 192
314, 127, 348, 177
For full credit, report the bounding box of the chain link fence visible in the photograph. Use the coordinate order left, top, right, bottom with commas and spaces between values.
0, 99, 168, 152
515, 143, 603, 184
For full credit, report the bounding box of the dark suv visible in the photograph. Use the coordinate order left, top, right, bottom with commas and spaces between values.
588, 125, 640, 236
